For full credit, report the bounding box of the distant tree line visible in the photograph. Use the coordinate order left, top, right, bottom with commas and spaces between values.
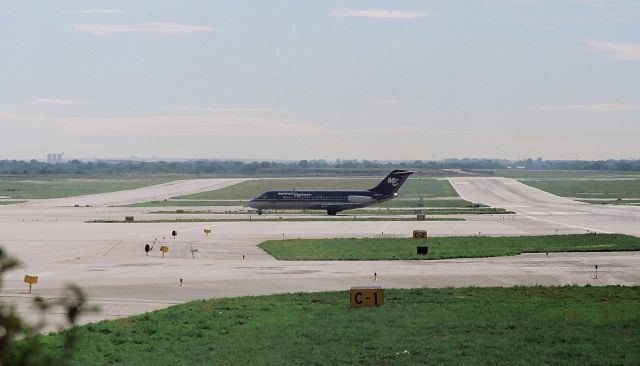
0, 158, 639, 175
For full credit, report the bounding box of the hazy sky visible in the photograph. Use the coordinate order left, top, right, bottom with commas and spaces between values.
1, 0, 639, 161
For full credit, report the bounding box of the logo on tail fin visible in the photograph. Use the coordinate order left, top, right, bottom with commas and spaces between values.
369, 170, 414, 196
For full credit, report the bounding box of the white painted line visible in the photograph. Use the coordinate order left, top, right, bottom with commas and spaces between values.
522, 215, 611, 234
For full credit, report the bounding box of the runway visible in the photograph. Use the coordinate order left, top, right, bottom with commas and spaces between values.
22, 178, 247, 207
0, 177, 638, 329
449, 177, 640, 236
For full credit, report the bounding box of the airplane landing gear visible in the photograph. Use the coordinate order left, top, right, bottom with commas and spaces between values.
327, 209, 337, 216
257, 209, 263, 215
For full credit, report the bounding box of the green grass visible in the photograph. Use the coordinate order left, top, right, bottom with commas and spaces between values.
127, 200, 248, 207
128, 178, 463, 208
128, 198, 480, 209
0, 200, 26, 205
178, 178, 459, 200
578, 199, 640, 206
0, 176, 174, 199
358, 207, 511, 215
37, 286, 640, 365
378, 198, 481, 208
493, 169, 640, 179
88, 217, 464, 224
520, 179, 640, 199
147, 207, 511, 216
259, 234, 640, 260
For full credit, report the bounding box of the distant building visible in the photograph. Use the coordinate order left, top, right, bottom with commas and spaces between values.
47, 153, 64, 164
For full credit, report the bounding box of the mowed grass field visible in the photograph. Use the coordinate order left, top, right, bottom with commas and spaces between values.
131, 178, 471, 208
260, 234, 640, 260
493, 170, 640, 179
521, 179, 640, 199
0, 200, 26, 205
89, 217, 464, 224
129, 198, 479, 209
0, 176, 175, 199
37, 286, 640, 365
179, 178, 460, 200
578, 199, 640, 206
128, 200, 248, 207
147, 207, 508, 216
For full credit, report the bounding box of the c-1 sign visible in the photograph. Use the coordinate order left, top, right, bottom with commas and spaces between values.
350, 287, 384, 308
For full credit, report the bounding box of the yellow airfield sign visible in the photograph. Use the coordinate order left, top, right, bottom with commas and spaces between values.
24, 275, 38, 294
160, 245, 169, 258
350, 287, 384, 308
24, 275, 38, 284
413, 230, 427, 239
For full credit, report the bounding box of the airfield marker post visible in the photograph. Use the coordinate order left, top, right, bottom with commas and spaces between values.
412, 230, 427, 239
160, 245, 169, 258
24, 275, 38, 294
350, 287, 384, 308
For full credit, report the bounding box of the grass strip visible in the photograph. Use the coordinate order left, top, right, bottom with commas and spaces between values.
0, 177, 173, 199
87, 217, 464, 224
125, 200, 248, 207
521, 179, 640, 199
178, 178, 459, 200
147, 208, 512, 215
259, 234, 640, 260
127, 198, 482, 209
37, 286, 640, 365
0, 200, 26, 205
378, 198, 483, 208
578, 199, 640, 205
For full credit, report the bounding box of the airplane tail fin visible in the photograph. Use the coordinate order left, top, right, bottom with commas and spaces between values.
368, 170, 414, 196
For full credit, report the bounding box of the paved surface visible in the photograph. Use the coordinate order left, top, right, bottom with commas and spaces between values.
23, 178, 247, 207
449, 177, 640, 236
0, 177, 638, 330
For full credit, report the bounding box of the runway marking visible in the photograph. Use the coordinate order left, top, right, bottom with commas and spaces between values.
99, 240, 123, 257
521, 215, 611, 234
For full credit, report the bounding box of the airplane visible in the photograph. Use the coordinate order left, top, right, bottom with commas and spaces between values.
247, 170, 414, 216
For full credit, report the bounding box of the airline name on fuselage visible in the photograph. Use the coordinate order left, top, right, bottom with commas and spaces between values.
277, 192, 313, 197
